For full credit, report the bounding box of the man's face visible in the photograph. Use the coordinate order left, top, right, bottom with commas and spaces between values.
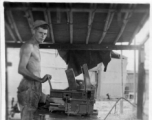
34, 27, 48, 44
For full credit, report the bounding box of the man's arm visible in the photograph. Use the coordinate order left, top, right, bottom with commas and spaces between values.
18, 43, 42, 82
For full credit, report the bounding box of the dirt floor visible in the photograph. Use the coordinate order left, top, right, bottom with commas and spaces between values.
8, 99, 148, 120
94, 100, 137, 120
94, 99, 148, 120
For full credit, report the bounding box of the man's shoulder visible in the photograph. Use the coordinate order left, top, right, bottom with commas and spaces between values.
21, 41, 34, 51
20, 42, 34, 52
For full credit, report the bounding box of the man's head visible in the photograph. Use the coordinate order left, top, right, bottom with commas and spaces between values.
33, 20, 49, 44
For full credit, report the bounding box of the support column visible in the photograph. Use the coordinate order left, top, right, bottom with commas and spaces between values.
137, 47, 145, 119
96, 65, 102, 100
133, 38, 137, 111
5, 44, 8, 120
120, 48, 124, 114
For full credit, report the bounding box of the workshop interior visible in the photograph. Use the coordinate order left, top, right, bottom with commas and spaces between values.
4, 2, 149, 120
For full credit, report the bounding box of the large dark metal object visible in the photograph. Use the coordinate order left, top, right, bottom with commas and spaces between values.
46, 64, 97, 116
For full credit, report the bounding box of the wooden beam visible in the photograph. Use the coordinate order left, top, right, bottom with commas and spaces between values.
113, 13, 130, 44
120, 9, 149, 13
7, 7, 149, 13
86, 11, 92, 44
6, 43, 141, 50
71, 8, 149, 13
98, 4, 115, 44
113, 5, 133, 44
69, 10, 73, 44
107, 4, 117, 29
107, 11, 115, 29
32, 8, 47, 11
129, 13, 149, 45
47, 9, 55, 43
86, 4, 96, 44
5, 22, 16, 42
7, 10, 23, 42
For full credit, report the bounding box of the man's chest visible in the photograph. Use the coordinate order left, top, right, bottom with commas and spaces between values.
31, 46, 41, 61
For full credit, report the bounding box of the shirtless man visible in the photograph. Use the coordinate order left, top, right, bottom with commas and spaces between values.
17, 20, 52, 120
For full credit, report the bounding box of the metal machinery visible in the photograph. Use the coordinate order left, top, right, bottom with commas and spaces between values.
41, 64, 98, 116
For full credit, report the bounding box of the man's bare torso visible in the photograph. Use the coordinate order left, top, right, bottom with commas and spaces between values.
20, 41, 41, 78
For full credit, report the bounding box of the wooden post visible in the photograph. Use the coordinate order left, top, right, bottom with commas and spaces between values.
137, 47, 145, 119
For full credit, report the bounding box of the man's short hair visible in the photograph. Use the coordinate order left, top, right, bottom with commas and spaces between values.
35, 24, 49, 30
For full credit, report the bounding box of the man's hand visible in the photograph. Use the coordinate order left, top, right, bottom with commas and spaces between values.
41, 74, 52, 83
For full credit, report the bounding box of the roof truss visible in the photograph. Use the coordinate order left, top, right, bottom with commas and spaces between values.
5, 3, 149, 48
